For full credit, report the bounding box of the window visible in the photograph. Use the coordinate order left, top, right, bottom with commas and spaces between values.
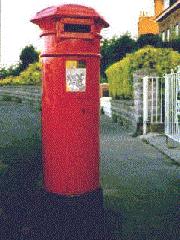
162, 32, 166, 42
64, 24, 91, 33
175, 24, 179, 36
66, 60, 86, 92
166, 29, 170, 41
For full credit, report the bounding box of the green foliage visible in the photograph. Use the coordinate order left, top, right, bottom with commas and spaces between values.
100, 34, 137, 80
137, 34, 180, 53
20, 45, 39, 71
0, 64, 21, 79
19, 62, 42, 85
0, 44, 39, 79
0, 62, 42, 86
6, 64, 22, 77
163, 39, 180, 53
2, 95, 12, 101
170, 0, 176, 6
0, 67, 9, 79
107, 57, 132, 99
101, 33, 180, 82
106, 46, 180, 99
137, 34, 163, 48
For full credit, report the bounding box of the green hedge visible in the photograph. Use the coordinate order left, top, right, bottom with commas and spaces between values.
0, 62, 42, 86
106, 46, 180, 99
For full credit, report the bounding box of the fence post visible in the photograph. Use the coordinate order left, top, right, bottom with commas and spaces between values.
176, 66, 180, 137
164, 73, 169, 135
143, 76, 148, 135
164, 66, 180, 142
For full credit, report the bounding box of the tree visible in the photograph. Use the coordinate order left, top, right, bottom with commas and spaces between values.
7, 64, 21, 77
100, 34, 137, 81
0, 64, 21, 79
137, 34, 163, 48
163, 39, 180, 53
106, 46, 180, 99
19, 45, 39, 70
170, 0, 177, 6
0, 67, 8, 79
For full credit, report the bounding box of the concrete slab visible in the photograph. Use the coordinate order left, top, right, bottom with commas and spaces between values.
139, 133, 180, 165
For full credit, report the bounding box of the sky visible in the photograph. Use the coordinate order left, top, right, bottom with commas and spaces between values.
1, 0, 156, 66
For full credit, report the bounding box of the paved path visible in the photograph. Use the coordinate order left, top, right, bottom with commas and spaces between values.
0, 102, 179, 239
140, 133, 180, 164
100, 115, 180, 240
0, 101, 40, 146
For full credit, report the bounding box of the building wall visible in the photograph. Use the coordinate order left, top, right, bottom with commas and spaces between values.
138, 16, 159, 36
155, 0, 164, 16
138, 0, 180, 40
138, 0, 165, 36
158, 8, 180, 40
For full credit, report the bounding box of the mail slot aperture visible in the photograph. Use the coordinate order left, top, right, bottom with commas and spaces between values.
64, 24, 91, 33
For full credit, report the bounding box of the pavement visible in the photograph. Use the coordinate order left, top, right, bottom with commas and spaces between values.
100, 115, 179, 240
0, 101, 179, 240
139, 133, 180, 165
0, 101, 41, 146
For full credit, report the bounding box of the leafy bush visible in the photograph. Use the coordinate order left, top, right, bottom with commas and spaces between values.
137, 34, 163, 48
0, 64, 21, 79
100, 34, 137, 80
101, 33, 180, 82
163, 39, 180, 53
106, 46, 180, 99
19, 62, 41, 85
0, 62, 42, 86
107, 57, 132, 99
0, 45, 39, 80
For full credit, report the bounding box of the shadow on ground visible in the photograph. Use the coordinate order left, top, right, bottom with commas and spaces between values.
0, 102, 116, 239
1, 190, 116, 240
0, 102, 179, 240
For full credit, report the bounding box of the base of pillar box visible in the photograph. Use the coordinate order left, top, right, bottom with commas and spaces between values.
38, 188, 105, 240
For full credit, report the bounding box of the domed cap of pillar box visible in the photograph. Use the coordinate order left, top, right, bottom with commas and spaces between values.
31, 4, 109, 28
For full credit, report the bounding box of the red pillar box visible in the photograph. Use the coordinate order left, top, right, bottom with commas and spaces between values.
31, 4, 109, 196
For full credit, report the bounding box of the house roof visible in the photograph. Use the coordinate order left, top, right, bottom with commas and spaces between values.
156, 0, 180, 22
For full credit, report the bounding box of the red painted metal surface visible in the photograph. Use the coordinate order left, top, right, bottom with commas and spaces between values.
31, 4, 109, 195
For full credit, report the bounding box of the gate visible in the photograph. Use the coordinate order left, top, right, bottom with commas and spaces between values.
165, 67, 180, 142
143, 76, 164, 135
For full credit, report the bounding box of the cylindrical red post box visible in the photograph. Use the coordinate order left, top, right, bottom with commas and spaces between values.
31, 4, 109, 196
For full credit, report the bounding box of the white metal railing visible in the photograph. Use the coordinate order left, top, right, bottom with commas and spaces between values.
143, 76, 164, 135
165, 67, 180, 142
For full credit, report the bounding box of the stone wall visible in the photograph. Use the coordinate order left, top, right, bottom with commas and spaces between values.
111, 69, 156, 133
111, 100, 136, 130
133, 69, 157, 122
133, 72, 143, 123
0, 86, 41, 104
